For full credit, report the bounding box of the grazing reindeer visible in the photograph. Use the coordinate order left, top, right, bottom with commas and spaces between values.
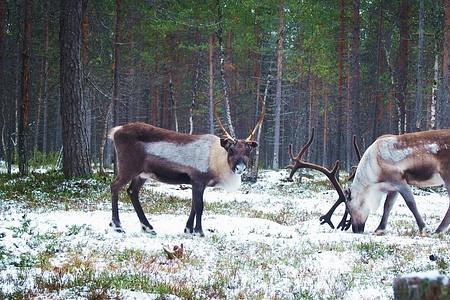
291, 129, 450, 234
346, 129, 450, 234
108, 107, 264, 237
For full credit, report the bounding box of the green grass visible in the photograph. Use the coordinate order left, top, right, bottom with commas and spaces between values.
355, 241, 395, 260
0, 171, 111, 210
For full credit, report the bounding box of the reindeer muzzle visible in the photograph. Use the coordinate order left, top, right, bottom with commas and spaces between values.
352, 223, 365, 233
234, 162, 247, 175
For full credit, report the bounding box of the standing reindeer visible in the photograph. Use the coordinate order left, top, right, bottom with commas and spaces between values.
289, 129, 450, 234
108, 107, 264, 237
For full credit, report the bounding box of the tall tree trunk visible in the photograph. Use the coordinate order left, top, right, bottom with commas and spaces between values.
216, 0, 235, 137
42, 17, 50, 155
162, 80, 169, 128
189, 32, 200, 135
208, 34, 215, 134
18, 0, 33, 175
336, 0, 345, 165
372, 0, 384, 141
151, 57, 159, 126
169, 74, 178, 132
272, 1, 284, 170
34, 1, 50, 154
0, 0, 6, 161
60, 0, 91, 177
81, 0, 91, 157
414, 0, 425, 130
396, 0, 410, 134
322, 84, 329, 167
430, 47, 439, 130
443, 0, 450, 129
346, 0, 360, 171
112, 0, 121, 127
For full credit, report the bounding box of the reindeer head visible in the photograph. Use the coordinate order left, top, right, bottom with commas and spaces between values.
215, 100, 264, 175
220, 138, 258, 175
343, 188, 369, 233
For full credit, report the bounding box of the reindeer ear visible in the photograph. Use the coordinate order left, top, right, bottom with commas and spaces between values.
249, 141, 258, 148
220, 138, 235, 150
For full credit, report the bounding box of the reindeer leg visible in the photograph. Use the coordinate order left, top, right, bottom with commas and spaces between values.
192, 183, 206, 237
374, 191, 398, 234
127, 176, 156, 235
184, 204, 196, 234
110, 175, 131, 233
397, 184, 427, 232
435, 181, 450, 233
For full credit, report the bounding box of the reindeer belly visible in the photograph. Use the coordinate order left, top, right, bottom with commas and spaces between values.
404, 165, 444, 187
139, 171, 191, 185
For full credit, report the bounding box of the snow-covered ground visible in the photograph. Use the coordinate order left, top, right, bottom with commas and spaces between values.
1, 169, 449, 299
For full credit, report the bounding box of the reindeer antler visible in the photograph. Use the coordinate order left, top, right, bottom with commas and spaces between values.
214, 100, 235, 141
286, 128, 350, 230
319, 135, 363, 230
246, 100, 266, 142
347, 135, 362, 181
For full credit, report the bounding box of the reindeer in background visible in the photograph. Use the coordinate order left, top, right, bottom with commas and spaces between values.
288, 129, 450, 234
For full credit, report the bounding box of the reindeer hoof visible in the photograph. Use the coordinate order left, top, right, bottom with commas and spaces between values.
109, 222, 125, 233
193, 229, 205, 237
184, 227, 193, 234
141, 224, 156, 235
418, 226, 432, 236
374, 229, 386, 236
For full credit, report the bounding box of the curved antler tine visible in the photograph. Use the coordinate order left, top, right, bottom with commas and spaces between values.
330, 160, 340, 176
246, 101, 266, 142
288, 144, 295, 161
214, 101, 235, 141
319, 197, 351, 230
348, 166, 357, 181
337, 212, 351, 231
297, 128, 315, 160
353, 135, 362, 161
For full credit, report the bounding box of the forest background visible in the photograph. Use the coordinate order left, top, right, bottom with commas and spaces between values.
1, 0, 449, 178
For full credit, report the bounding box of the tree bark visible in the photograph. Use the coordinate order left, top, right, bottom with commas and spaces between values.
34, 1, 50, 155
336, 0, 345, 167
372, 0, 384, 141
346, 0, 360, 171
216, 0, 235, 137
208, 34, 215, 134
396, 0, 410, 134
443, 0, 450, 129
112, 0, 121, 127
169, 74, 178, 132
414, 0, 425, 130
151, 57, 159, 126
18, 0, 33, 175
189, 31, 201, 135
81, 0, 91, 155
60, 0, 91, 177
0, 0, 6, 161
272, 1, 284, 170
430, 48, 439, 130
322, 84, 329, 166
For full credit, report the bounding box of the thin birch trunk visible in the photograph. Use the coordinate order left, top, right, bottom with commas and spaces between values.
272, 1, 284, 170
189, 32, 200, 135
208, 35, 214, 134
216, 0, 235, 137
430, 50, 439, 130
169, 74, 178, 132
